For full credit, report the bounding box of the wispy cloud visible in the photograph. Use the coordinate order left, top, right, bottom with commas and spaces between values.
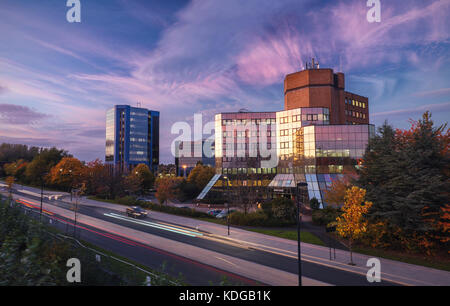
0, 0, 449, 162
0, 103, 49, 125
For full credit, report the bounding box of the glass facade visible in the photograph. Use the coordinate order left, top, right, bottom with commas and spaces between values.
290, 124, 375, 207
199, 107, 374, 207
105, 105, 159, 173
105, 108, 115, 162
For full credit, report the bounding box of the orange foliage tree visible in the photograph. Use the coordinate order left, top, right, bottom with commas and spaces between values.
336, 186, 373, 264
48, 157, 85, 190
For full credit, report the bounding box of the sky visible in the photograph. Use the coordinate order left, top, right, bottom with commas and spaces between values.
0, 0, 449, 164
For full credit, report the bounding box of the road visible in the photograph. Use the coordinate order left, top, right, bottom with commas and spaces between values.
2, 184, 402, 286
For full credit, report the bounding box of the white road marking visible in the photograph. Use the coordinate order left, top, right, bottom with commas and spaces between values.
104, 213, 203, 238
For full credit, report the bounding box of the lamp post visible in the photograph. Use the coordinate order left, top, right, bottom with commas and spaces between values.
296, 182, 308, 286
223, 176, 231, 236
40, 172, 48, 222
182, 165, 187, 178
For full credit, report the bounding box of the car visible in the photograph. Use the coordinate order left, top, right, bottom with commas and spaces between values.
216, 209, 236, 219
126, 206, 148, 218
207, 209, 222, 217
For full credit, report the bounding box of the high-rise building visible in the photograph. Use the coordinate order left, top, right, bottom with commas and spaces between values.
197, 62, 374, 208
105, 105, 159, 173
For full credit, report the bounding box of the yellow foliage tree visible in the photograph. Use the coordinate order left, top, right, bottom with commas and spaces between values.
336, 186, 373, 265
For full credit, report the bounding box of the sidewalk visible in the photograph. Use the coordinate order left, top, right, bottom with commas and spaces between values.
75, 196, 450, 286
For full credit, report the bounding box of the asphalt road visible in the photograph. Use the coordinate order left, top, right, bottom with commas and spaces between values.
9, 187, 399, 286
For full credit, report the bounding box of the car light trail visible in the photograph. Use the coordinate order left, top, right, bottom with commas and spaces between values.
16, 199, 54, 215
103, 212, 203, 238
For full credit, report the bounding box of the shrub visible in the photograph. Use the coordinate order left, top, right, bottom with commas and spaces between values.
309, 197, 320, 210
312, 206, 341, 226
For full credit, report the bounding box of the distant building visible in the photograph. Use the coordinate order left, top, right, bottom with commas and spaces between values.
197, 61, 374, 208
105, 105, 159, 173
175, 140, 215, 177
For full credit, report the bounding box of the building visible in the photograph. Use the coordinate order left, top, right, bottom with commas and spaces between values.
105, 105, 159, 173
174, 140, 215, 177
197, 61, 374, 208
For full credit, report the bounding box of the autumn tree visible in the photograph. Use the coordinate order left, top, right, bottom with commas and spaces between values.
323, 172, 357, 207
187, 164, 215, 190
357, 112, 449, 253
155, 177, 183, 205
133, 164, 155, 191
336, 186, 373, 265
25, 148, 68, 185
48, 157, 85, 191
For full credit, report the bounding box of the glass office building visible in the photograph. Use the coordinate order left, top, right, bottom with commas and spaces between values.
197, 64, 374, 207
105, 105, 159, 173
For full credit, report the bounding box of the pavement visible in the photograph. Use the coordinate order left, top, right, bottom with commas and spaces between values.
72, 195, 450, 286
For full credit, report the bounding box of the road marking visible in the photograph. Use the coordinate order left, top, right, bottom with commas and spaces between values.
215, 256, 238, 267
103, 213, 203, 238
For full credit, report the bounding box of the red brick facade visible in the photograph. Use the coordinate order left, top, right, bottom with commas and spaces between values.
284, 68, 369, 125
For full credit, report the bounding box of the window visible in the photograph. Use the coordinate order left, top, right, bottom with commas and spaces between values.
280, 116, 289, 124
280, 142, 289, 149
280, 129, 289, 136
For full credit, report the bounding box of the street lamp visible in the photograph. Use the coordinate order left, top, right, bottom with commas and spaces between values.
40, 172, 48, 222
296, 182, 308, 286
223, 176, 231, 236
182, 165, 187, 178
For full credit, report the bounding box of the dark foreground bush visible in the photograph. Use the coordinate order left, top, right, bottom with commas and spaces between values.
229, 211, 295, 227
312, 206, 341, 226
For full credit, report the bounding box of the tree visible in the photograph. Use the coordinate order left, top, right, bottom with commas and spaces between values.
80, 159, 109, 196
336, 186, 372, 265
48, 157, 84, 191
25, 148, 68, 185
187, 164, 215, 190
309, 197, 320, 210
357, 112, 449, 253
133, 164, 155, 191
323, 172, 356, 207
123, 172, 143, 196
270, 197, 297, 223
155, 177, 182, 205
5, 176, 14, 197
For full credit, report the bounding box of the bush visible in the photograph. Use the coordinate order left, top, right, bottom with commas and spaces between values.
309, 197, 320, 210
312, 206, 341, 226
228, 211, 295, 227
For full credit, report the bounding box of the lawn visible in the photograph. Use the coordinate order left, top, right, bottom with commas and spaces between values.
247, 228, 325, 246
353, 246, 450, 272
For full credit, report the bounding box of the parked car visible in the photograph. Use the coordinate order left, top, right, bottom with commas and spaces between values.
216, 209, 236, 219
207, 209, 222, 217
126, 206, 148, 218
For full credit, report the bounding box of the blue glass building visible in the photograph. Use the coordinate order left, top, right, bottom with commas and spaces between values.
106, 105, 159, 173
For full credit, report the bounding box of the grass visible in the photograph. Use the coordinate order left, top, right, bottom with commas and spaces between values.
353, 246, 450, 272
246, 228, 325, 246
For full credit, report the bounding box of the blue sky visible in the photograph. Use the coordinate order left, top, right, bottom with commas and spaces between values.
0, 0, 449, 163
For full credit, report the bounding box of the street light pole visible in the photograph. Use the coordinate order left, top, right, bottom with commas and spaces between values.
40, 178, 44, 222
296, 182, 307, 286
223, 176, 231, 236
